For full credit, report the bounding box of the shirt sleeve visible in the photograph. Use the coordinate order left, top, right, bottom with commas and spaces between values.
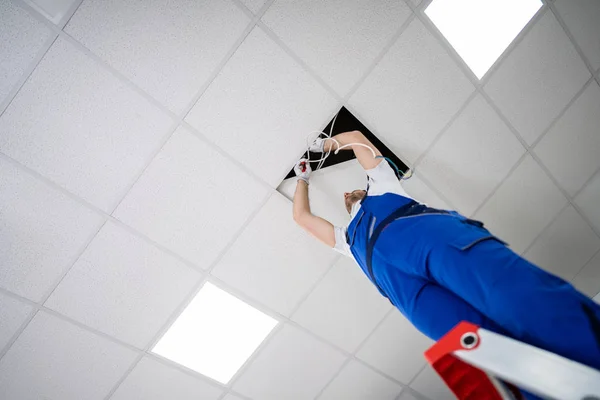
333, 226, 352, 257
365, 160, 412, 198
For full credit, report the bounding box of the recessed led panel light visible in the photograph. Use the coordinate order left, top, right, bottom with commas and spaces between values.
152, 282, 278, 384
425, 0, 542, 79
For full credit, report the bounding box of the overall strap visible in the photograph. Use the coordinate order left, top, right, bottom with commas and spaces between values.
365, 200, 418, 297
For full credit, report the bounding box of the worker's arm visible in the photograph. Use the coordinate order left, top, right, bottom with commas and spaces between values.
322, 130, 383, 170
292, 161, 336, 248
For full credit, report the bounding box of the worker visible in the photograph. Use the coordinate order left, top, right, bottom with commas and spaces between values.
292, 129, 600, 374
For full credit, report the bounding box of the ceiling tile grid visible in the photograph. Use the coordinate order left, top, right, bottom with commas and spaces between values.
0, 311, 139, 400
0, 0, 53, 110
212, 192, 338, 317
291, 256, 393, 353
261, 0, 412, 97
44, 221, 203, 348
110, 356, 224, 400
1, 0, 600, 399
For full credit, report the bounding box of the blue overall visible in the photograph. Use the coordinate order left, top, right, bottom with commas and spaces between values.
347, 192, 600, 372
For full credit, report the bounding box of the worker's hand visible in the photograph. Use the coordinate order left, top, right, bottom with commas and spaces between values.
294, 159, 312, 184
308, 137, 326, 153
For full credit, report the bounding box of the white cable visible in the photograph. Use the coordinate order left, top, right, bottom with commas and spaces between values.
303, 111, 414, 180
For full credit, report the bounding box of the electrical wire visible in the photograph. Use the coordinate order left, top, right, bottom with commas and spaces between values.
304, 111, 413, 181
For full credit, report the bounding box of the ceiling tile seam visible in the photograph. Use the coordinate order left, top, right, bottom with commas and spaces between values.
467, 151, 529, 220
103, 277, 230, 399
287, 254, 343, 319
57, 28, 276, 195
402, 0, 417, 13
175, 9, 266, 122
410, 89, 479, 169
527, 150, 600, 240
342, 12, 417, 103
54, 0, 85, 29
12, 0, 83, 30
570, 247, 600, 286
312, 307, 401, 400
0, 33, 57, 118
272, 102, 346, 187
518, 202, 571, 257
37, 220, 110, 306
55, 31, 178, 121
415, 1, 548, 90
475, 5, 549, 87
547, 1, 599, 78
351, 307, 396, 356
396, 387, 431, 400
0, 151, 209, 274
220, 322, 286, 391
407, 362, 429, 386
312, 357, 354, 400
0, 291, 38, 361
281, 317, 410, 388
256, 21, 343, 103
179, 121, 276, 191
527, 76, 596, 151
106, 120, 181, 215
0, 149, 269, 285
102, 353, 146, 400
572, 167, 600, 202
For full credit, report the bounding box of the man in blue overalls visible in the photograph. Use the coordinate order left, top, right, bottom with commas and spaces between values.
292, 130, 600, 377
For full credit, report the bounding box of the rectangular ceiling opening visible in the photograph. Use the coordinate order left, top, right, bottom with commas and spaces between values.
283, 106, 409, 181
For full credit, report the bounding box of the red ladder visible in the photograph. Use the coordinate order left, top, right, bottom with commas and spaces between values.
424, 322, 600, 400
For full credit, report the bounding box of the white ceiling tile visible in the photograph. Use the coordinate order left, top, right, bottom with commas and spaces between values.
554, 0, 600, 70
349, 19, 475, 164
45, 221, 202, 348
401, 173, 451, 210
534, 82, 600, 196
397, 390, 421, 400
0, 37, 174, 212
356, 312, 433, 384
186, 27, 338, 187
484, 11, 590, 145
22, 0, 79, 24
523, 206, 600, 281
241, 0, 266, 14
262, 0, 411, 96
232, 324, 346, 400
213, 193, 337, 316
319, 359, 403, 400
65, 0, 250, 114
410, 365, 455, 400
575, 171, 600, 233
111, 356, 223, 400
474, 155, 567, 254
114, 126, 269, 269
0, 158, 104, 301
0, 0, 51, 105
418, 95, 525, 216
222, 394, 246, 400
571, 251, 600, 298
0, 292, 33, 352
0, 312, 138, 400
292, 257, 391, 353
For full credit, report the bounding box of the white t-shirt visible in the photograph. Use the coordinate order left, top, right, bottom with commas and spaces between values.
333, 160, 413, 257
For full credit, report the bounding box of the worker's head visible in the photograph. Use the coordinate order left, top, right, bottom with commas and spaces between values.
344, 190, 367, 213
